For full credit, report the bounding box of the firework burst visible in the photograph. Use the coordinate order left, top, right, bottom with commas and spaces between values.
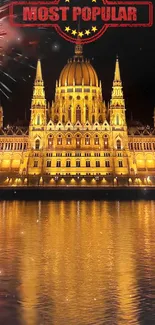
0, 0, 59, 100
0, 1, 34, 99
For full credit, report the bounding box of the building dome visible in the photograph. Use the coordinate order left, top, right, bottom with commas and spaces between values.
59, 44, 99, 87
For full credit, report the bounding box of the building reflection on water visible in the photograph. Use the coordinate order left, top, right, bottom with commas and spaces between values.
0, 200, 155, 325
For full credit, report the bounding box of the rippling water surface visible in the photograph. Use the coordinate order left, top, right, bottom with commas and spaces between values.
0, 200, 155, 325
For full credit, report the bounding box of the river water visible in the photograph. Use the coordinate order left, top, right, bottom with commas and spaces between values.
0, 200, 155, 325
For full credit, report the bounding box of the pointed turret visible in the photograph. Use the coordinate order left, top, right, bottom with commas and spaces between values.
30, 59, 47, 128
110, 56, 126, 128
109, 56, 129, 164
35, 59, 42, 82
110, 56, 125, 108
31, 59, 46, 108
114, 56, 121, 82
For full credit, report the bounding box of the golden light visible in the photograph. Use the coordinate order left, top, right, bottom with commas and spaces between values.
101, 178, 107, 184
70, 178, 76, 184
50, 178, 55, 184
147, 176, 152, 185
60, 178, 65, 184
39, 177, 43, 184
4, 177, 9, 184
81, 178, 86, 184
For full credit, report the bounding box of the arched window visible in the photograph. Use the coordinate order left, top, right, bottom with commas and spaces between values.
37, 115, 40, 125
116, 115, 119, 125
103, 135, 108, 149
86, 161, 90, 167
35, 139, 40, 150
116, 139, 121, 150
57, 135, 62, 145
76, 106, 81, 122
68, 106, 71, 121
66, 160, 71, 167
99, 115, 103, 124
48, 135, 53, 148
92, 115, 95, 124
86, 105, 89, 121
62, 115, 65, 123
76, 135, 81, 147
54, 115, 58, 124
85, 135, 90, 145
94, 135, 99, 145
76, 160, 80, 167
66, 134, 72, 145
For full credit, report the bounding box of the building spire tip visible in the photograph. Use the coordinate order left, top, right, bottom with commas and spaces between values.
36, 58, 43, 81
114, 56, 121, 82
74, 41, 83, 57
74, 24, 83, 57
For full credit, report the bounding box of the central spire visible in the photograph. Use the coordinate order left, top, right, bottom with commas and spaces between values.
74, 41, 83, 57
74, 21, 83, 58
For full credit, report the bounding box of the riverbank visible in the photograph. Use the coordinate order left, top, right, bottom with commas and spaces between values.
0, 186, 155, 200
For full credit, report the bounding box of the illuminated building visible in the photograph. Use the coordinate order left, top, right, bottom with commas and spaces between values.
0, 44, 155, 187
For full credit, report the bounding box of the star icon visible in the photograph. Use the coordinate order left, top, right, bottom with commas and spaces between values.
92, 0, 97, 2
65, 26, 71, 32
72, 29, 77, 36
78, 31, 84, 37
65, 0, 70, 2
85, 29, 91, 36
92, 26, 98, 32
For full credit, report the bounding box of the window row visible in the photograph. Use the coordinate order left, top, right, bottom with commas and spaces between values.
48, 136, 103, 146
36, 136, 111, 150
36, 137, 110, 149
60, 89, 96, 94
129, 142, 155, 151
46, 152, 110, 157
33, 160, 123, 168
0, 142, 28, 150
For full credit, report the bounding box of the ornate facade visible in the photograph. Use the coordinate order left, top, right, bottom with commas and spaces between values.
0, 44, 155, 187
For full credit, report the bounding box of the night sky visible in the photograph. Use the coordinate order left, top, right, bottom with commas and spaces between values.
1, 1, 155, 126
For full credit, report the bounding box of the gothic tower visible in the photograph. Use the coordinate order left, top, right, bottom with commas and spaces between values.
29, 59, 47, 150
30, 59, 47, 128
26, 60, 47, 175
110, 57, 126, 128
110, 57, 130, 175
